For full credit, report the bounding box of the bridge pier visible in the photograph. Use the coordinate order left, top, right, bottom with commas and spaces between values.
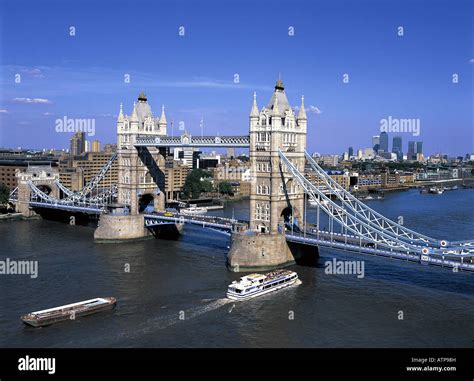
149, 222, 184, 240
227, 232, 318, 272
94, 214, 152, 242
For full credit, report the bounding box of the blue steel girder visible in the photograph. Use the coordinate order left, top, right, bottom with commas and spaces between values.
304, 151, 439, 246
283, 151, 474, 258
279, 151, 419, 253
143, 214, 235, 236
29, 201, 103, 214
135, 135, 250, 148
280, 150, 473, 257
28, 181, 106, 213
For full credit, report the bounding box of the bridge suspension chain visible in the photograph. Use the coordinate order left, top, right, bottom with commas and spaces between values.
61, 153, 117, 202
304, 150, 439, 246
280, 150, 474, 257
279, 150, 420, 253
54, 180, 75, 197
305, 151, 474, 252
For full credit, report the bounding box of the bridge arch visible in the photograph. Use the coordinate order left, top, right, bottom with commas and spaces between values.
35, 184, 53, 195
280, 204, 302, 227
256, 222, 268, 234
138, 192, 156, 213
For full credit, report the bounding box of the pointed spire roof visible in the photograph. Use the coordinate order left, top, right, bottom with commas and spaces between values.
272, 93, 280, 115
118, 102, 124, 121
275, 78, 284, 91
250, 92, 259, 117
130, 101, 138, 122
298, 95, 307, 120
159, 104, 167, 124
267, 78, 290, 115
138, 91, 147, 102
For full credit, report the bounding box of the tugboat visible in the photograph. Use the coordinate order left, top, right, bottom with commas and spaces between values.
226, 270, 300, 301
21, 297, 116, 327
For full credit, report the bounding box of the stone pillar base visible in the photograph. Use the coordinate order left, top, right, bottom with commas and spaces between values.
227, 231, 320, 272
227, 232, 296, 272
94, 214, 151, 243
16, 202, 36, 218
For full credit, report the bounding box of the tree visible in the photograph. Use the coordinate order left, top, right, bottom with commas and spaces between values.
201, 180, 213, 193
218, 181, 233, 195
183, 169, 212, 199
0, 183, 10, 205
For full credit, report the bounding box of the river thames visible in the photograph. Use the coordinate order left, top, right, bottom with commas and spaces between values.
1, 188, 473, 348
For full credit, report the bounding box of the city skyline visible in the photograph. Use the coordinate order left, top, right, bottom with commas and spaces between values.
0, 0, 472, 156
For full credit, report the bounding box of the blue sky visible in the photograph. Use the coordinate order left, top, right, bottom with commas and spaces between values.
0, 0, 472, 156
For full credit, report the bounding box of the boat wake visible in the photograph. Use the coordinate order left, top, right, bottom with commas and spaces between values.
117, 298, 232, 340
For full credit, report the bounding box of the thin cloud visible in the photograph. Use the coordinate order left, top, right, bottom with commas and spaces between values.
5, 65, 47, 78
307, 105, 322, 114
469, 58, 474, 64
12, 97, 52, 104
164, 78, 272, 91
295, 105, 322, 114
23, 68, 45, 78
0, 109, 8, 113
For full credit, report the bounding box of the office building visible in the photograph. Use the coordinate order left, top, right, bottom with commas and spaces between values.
379, 131, 389, 153
392, 136, 403, 160
69, 132, 86, 156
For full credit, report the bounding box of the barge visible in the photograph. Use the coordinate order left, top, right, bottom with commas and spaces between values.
21, 297, 116, 327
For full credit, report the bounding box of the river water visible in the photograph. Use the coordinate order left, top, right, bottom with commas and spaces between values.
0, 188, 473, 347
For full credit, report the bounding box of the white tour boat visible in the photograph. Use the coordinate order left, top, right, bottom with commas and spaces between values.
226, 269, 300, 301
180, 204, 207, 216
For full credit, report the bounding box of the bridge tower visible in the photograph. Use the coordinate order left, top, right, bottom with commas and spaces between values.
95, 92, 168, 241
228, 79, 317, 271
116, 92, 167, 214
249, 79, 307, 233
15, 166, 60, 217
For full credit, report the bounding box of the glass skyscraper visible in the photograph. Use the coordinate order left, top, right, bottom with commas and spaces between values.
379, 132, 389, 153
408, 141, 416, 160
392, 136, 403, 160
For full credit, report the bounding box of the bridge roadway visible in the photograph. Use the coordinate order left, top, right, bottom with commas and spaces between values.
285, 231, 474, 272
25, 201, 474, 271
143, 212, 247, 235
143, 212, 474, 271
29, 201, 104, 214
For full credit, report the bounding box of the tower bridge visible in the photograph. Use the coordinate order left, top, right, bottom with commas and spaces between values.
10, 82, 474, 272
